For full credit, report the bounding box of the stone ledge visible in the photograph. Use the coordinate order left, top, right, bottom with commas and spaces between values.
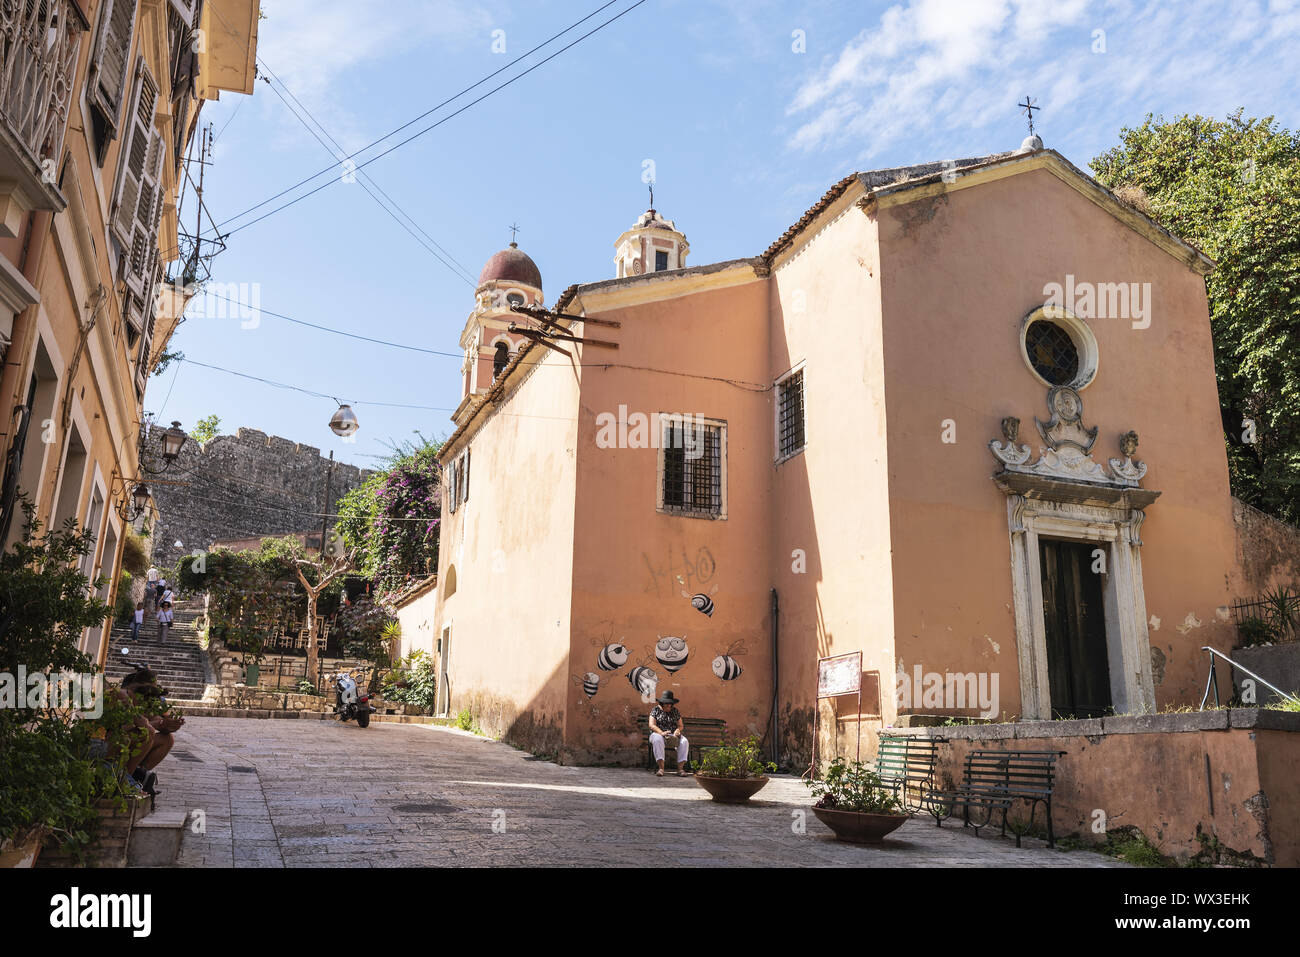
1103, 711, 1231, 734
889, 708, 1298, 740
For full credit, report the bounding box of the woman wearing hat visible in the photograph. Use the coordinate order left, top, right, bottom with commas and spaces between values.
648, 690, 690, 777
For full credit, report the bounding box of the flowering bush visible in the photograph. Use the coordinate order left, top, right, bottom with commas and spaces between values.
337, 443, 441, 597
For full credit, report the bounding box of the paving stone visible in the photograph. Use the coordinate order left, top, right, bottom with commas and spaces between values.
150, 717, 1129, 868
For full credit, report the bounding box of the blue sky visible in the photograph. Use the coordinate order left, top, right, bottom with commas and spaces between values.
155, 0, 1300, 469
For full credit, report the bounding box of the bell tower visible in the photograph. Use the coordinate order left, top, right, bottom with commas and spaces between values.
614, 192, 688, 278
458, 238, 543, 402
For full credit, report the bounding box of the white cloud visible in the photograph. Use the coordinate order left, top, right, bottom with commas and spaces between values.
255, 0, 493, 152
784, 0, 1300, 162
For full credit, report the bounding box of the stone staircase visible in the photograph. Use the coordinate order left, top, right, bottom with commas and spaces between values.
104, 597, 208, 701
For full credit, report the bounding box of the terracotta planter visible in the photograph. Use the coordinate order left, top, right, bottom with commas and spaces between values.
812, 806, 909, 844
0, 829, 46, 868
694, 774, 770, 803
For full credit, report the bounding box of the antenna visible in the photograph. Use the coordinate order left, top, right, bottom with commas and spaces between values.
1018, 95, 1040, 136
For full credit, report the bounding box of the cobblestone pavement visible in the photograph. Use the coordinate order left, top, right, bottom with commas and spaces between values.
159, 717, 1129, 868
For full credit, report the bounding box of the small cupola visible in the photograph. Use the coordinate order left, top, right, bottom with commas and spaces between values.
614, 189, 689, 278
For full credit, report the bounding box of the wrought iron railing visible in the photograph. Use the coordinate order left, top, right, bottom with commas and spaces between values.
0, 1, 87, 179
1229, 587, 1300, 644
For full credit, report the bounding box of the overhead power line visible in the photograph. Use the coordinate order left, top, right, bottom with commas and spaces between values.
256, 60, 478, 286
209, 0, 648, 239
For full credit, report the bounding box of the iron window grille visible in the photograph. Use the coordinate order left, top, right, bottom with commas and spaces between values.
777, 369, 805, 460
1025, 319, 1079, 386
660, 418, 724, 517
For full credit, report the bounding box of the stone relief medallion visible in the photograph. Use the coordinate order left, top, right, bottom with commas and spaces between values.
1036, 386, 1098, 452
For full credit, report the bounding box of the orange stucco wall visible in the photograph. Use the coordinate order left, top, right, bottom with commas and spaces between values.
876, 167, 1239, 720
564, 277, 775, 764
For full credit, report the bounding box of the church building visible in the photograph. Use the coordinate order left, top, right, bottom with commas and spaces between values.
396, 139, 1297, 769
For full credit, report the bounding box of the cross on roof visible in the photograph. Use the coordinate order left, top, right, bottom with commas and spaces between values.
1019, 96, 1040, 135
509, 222, 520, 245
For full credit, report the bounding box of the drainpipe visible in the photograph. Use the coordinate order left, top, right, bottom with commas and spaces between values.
770, 587, 780, 766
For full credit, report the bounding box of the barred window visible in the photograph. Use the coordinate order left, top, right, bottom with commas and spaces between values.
660, 417, 725, 518
776, 369, 805, 460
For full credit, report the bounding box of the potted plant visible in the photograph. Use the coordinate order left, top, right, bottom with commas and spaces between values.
693, 734, 777, 803
806, 757, 909, 844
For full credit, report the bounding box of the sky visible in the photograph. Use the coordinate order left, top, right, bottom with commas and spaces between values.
154, 0, 1300, 469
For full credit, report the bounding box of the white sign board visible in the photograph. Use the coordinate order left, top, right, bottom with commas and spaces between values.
817, 652, 862, 698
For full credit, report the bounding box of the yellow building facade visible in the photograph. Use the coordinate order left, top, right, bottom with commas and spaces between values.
0, 0, 258, 665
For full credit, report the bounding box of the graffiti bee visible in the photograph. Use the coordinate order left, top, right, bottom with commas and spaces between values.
711, 639, 748, 681
571, 672, 601, 699
590, 631, 630, 672
627, 664, 659, 700
655, 635, 690, 673
680, 582, 719, 617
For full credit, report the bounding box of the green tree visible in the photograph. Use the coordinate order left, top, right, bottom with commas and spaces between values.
191, 414, 221, 446
1091, 110, 1300, 522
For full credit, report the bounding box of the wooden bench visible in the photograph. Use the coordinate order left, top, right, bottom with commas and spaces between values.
634, 716, 726, 770
922, 748, 1066, 847
875, 734, 946, 812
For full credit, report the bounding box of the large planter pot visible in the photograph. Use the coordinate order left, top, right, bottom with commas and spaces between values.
812, 806, 909, 844
694, 774, 770, 804
0, 828, 46, 868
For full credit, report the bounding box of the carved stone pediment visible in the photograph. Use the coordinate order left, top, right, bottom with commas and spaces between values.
990, 387, 1151, 489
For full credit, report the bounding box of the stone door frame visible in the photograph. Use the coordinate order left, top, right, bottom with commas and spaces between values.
997, 475, 1159, 720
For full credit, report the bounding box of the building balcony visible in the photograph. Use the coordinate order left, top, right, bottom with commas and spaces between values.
0, 0, 90, 234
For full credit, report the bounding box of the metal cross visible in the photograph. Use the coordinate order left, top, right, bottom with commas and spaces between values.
1019, 96, 1040, 135
509, 222, 520, 244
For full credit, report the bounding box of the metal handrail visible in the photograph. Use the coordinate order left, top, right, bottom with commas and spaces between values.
1199, 646, 1300, 709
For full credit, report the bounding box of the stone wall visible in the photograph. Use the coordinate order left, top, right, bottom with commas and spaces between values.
896, 709, 1300, 865
1234, 496, 1300, 595
145, 427, 372, 570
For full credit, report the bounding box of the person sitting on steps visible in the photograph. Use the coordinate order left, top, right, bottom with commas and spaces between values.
648, 690, 690, 777
116, 667, 184, 797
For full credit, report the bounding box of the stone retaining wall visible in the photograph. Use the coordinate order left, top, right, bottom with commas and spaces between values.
892, 709, 1300, 865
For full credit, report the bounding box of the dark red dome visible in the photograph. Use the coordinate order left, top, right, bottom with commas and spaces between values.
477, 243, 542, 290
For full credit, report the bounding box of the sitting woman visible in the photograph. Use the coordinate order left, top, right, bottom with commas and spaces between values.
115, 667, 185, 796
648, 690, 690, 777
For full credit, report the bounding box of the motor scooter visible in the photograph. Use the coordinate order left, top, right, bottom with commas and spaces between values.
333, 671, 373, 728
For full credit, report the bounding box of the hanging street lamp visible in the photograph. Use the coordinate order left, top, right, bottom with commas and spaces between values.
329, 403, 359, 437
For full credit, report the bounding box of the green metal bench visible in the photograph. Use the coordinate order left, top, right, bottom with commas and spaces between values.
875, 734, 946, 812
922, 748, 1067, 847
634, 715, 726, 771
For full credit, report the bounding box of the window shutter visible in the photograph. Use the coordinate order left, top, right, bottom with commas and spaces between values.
112, 60, 158, 255
463, 450, 470, 504
91, 0, 138, 128
168, 0, 201, 28
128, 128, 165, 291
